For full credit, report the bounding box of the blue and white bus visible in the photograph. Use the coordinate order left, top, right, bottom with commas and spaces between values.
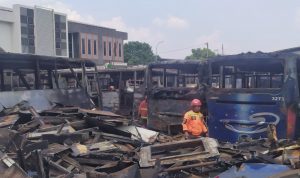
206, 52, 300, 142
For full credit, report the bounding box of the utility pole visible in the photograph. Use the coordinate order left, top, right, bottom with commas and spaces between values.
205, 42, 209, 58
155, 41, 164, 61
222, 43, 224, 55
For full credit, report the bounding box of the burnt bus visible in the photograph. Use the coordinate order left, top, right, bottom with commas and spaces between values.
206, 52, 300, 142
0, 52, 98, 111
146, 60, 207, 134
56, 66, 146, 116
97, 67, 146, 116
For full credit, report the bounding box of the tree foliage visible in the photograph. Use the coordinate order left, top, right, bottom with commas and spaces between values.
185, 48, 216, 60
124, 41, 156, 65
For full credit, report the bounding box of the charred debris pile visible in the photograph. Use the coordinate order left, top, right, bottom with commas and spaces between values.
0, 102, 299, 178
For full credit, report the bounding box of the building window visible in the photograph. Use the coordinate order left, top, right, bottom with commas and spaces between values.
94, 40, 97, 55
109, 42, 112, 56
21, 38, 28, 45
27, 17, 34, 24
82, 38, 86, 54
61, 33, 66, 40
119, 43, 122, 57
61, 42, 66, 49
56, 42, 61, 49
20, 7, 35, 54
54, 14, 67, 56
104, 41, 106, 56
88, 39, 91, 55
28, 26, 34, 36
68, 33, 73, 58
28, 39, 34, 46
20, 15, 27, 23
21, 27, 28, 35
27, 9, 34, 17
114, 42, 117, 56
80, 33, 98, 58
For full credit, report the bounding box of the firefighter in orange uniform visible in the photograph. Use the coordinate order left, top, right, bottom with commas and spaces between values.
138, 96, 148, 127
182, 99, 208, 139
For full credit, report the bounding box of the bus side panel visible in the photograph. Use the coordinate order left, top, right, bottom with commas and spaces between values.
0, 88, 93, 111
207, 92, 287, 142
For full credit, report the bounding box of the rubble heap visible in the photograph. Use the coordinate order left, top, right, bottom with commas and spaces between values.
0, 101, 299, 178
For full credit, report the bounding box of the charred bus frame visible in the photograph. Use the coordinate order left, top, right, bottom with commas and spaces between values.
0, 52, 98, 111
55, 66, 146, 116
97, 67, 146, 116
146, 60, 207, 134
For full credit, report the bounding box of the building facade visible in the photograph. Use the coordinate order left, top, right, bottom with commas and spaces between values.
0, 4, 68, 57
68, 21, 127, 65
0, 4, 128, 65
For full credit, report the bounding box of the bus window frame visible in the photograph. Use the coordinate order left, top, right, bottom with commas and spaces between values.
149, 66, 201, 90
209, 60, 285, 90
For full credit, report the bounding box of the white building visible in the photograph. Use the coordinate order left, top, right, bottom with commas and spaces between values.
0, 4, 68, 57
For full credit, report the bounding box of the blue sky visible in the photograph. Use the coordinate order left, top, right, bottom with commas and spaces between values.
2, 0, 300, 58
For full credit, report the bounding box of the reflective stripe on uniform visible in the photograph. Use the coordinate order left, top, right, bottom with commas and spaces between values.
141, 116, 148, 120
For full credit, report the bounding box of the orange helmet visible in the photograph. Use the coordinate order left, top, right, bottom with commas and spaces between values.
191, 99, 202, 107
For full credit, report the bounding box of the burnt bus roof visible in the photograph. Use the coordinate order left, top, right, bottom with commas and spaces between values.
208, 51, 300, 73
0, 52, 95, 70
209, 51, 300, 64
148, 59, 206, 69
273, 46, 300, 54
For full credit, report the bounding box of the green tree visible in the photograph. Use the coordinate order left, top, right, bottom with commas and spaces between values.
124, 41, 156, 65
185, 48, 216, 60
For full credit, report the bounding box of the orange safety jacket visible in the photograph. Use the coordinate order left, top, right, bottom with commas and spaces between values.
138, 99, 148, 119
182, 110, 207, 136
